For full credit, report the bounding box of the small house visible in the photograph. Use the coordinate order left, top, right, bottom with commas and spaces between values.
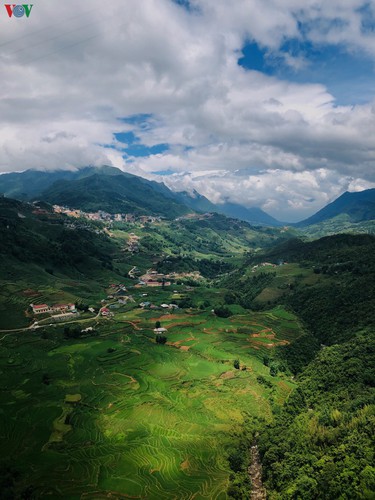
154, 327, 167, 334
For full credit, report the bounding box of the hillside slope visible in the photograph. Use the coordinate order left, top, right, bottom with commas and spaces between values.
221, 233, 375, 498
41, 172, 190, 218
297, 189, 375, 226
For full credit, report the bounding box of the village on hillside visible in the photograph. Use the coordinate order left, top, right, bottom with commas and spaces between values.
21, 201, 208, 330
135, 269, 202, 287
26, 268, 202, 329
52, 204, 215, 226
53, 205, 163, 225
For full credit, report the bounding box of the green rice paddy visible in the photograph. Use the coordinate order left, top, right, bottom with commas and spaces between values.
0, 306, 300, 498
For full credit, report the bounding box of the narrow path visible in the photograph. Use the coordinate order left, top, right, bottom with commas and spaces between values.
0, 312, 103, 335
249, 441, 267, 500
0, 333, 13, 341
117, 320, 141, 330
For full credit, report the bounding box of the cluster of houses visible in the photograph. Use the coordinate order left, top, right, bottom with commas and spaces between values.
251, 261, 286, 272
139, 302, 179, 311
175, 212, 214, 221
53, 205, 161, 225
102, 284, 135, 306
134, 269, 202, 288
126, 233, 140, 253
100, 307, 112, 317
136, 271, 172, 288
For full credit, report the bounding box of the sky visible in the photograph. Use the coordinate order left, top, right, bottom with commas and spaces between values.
1, 0, 375, 221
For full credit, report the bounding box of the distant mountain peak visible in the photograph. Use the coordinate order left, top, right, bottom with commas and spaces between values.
215, 201, 283, 226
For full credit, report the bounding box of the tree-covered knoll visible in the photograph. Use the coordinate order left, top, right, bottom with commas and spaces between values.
269, 234, 375, 345
223, 234, 375, 365
156, 254, 235, 278
152, 213, 294, 255
253, 233, 375, 269
128, 213, 294, 277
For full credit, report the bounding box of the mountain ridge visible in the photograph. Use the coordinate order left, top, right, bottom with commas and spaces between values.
296, 188, 375, 226
40, 172, 189, 218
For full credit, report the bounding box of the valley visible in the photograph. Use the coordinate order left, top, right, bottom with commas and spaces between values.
0, 169, 374, 499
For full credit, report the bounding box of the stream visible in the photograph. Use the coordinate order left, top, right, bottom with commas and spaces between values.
249, 441, 267, 500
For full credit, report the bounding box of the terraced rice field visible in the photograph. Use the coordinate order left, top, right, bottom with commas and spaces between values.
0, 307, 299, 498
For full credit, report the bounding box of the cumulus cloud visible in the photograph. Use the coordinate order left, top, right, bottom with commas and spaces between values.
0, 0, 374, 218
159, 168, 375, 222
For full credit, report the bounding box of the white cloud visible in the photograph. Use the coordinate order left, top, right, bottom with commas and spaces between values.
0, 0, 374, 219
159, 168, 375, 222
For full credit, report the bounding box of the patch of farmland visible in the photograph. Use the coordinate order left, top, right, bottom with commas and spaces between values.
0, 307, 301, 497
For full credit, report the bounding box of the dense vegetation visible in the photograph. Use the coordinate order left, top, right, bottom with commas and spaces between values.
224, 234, 375, 498
259, 235, 375, 345
259, 334, 375, 499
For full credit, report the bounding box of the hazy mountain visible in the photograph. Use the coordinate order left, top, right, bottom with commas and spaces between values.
0, 169, 82, 200
296, 189, 375, 227
172, 191, 283, 226
215, 201, 283, 226
172, 189, 217, 213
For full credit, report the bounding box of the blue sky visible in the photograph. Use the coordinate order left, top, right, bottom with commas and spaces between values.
115, 132, 169, 158
238, 39, 375, 105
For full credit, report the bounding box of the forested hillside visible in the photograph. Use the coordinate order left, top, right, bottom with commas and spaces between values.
224, 234, 375, 499
297, 189, 375, 226
259, 334, 375, 499
0, 197, 116, 274
259, 235, 375, 345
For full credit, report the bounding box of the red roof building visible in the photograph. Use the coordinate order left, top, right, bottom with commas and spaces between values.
31, 304, 49, 314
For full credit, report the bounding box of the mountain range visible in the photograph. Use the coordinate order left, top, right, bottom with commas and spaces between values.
0, 166, 282, 225
0, 166, 374, 227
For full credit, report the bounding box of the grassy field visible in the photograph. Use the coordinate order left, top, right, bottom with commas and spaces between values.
248, 263, 327, 306
0, 304, 300, 498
